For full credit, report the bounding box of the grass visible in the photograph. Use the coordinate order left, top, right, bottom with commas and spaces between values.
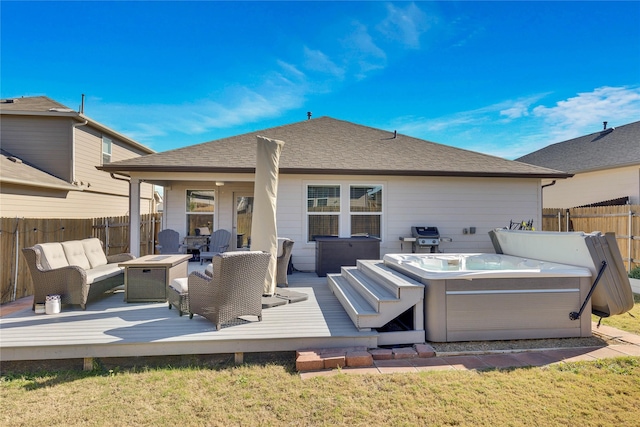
1, 355, 639, 426
592, 293, 640, 335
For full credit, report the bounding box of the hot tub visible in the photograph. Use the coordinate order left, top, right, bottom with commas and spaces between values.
383, 253, 593, 342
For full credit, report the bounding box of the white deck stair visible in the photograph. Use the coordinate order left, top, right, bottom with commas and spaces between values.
327, 260, 425, 345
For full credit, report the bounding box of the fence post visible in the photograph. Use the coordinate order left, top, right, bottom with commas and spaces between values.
105, 218, 110, 256
13, 225, 19, 302
629, 208, 633, 274
557, 210, 561, 232
565, 209, 570, 232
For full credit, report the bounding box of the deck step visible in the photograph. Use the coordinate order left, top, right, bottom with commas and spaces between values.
341, 266, 397, 311
328, 261, 425, 337
327, 274, 378, 330
357, 260, 425, 298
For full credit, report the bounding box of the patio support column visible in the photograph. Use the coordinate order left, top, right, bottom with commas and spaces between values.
129, 178, 141, 257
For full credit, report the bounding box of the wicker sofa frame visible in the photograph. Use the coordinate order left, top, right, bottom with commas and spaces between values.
22, 242, 135, 310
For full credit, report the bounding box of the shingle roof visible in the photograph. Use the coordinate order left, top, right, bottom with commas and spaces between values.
0, 95, 71, 112
0, 149, 80, 191
516, 121, 640, 173
99, 117, 569, 178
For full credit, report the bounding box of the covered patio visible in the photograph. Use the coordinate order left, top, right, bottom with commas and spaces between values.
0, 268, 378, 367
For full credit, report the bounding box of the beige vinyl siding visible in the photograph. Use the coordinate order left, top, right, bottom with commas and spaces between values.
74, 125, 153, 200
542, 165, 640, 208
157, 175, 542, 272
0, 184, 152, 218
282, 175, 542, 272
0, 117, 154, 218
0, 116, 72, 181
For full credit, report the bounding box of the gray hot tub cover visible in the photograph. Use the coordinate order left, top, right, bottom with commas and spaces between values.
489, 229, 634, 317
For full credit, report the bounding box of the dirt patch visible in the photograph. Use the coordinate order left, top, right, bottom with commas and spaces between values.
1, 352, 297, 375
430, 334, 615, 355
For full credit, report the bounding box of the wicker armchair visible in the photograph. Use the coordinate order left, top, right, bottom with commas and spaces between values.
276, 238, 294, 286
188, 251, 271, 330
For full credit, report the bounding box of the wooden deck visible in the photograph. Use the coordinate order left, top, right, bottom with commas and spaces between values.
0, 271, 379, 363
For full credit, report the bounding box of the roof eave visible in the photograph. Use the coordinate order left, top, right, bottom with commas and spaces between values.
1, 177, 82, 191
96, 164, 573, 179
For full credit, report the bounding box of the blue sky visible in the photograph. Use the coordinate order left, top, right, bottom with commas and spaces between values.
2, 1, 639, 159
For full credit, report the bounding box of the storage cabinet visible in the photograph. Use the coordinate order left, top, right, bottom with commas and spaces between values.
315, 237, 381, 277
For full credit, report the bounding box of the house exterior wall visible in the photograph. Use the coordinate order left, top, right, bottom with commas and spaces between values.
0, 116, 155, 218
0, 115, 73, 181
0, 185, 154, 218
542, 165, 640, 208
161, 175, 542, 272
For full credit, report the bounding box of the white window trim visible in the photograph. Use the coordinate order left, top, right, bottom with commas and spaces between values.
349, 184, 383, 239
102, 136, 112, 165
305, 183, 341, 243
304, 181, 385, 243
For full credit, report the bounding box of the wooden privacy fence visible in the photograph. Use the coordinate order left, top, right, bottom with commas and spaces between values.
542, 205, 639, 272
0, 214, 162, 304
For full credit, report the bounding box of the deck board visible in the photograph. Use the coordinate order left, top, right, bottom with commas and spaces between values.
0, 272, 379, 361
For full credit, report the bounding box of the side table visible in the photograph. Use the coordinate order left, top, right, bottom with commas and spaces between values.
119, 254, 192, 302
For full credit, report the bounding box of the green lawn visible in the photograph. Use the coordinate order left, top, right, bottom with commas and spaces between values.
2, 356, 639, 426
593, 293, 640, 335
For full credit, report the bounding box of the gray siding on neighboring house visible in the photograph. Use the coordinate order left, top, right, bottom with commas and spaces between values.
0, 96, 156, 218
0, 115, 73, 181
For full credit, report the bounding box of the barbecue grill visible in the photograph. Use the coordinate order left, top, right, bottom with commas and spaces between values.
411, 226, 441, 253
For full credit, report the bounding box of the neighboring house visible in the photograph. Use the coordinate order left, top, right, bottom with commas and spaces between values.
0, 96, 156, 218
516, 121, 640, 208
98, 116, 570, 271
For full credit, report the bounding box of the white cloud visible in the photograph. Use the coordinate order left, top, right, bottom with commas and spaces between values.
342, 21, 387, 79
377, 2, 431, 49
302, 47, 345, 80
532, 86, 640, 141
391, 86, 640, 159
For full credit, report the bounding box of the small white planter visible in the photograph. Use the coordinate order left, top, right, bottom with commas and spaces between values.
45, 294, 61, 314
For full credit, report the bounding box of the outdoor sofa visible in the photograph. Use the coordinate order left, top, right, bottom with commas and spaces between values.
22, 238, 135, 310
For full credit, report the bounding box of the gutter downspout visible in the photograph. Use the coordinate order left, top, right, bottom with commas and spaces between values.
540, 180, 556, 230
110, 172, 131, 182
71, 120, 88, 184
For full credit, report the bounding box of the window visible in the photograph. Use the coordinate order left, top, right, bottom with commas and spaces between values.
307, 185, 340, 241
102, 137, 112, 164
350, 185, 382, 238
186, 190, 215, 235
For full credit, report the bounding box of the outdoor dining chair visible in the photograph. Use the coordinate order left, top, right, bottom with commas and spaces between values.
198, 229, 232, 265
156, 229, 184, 254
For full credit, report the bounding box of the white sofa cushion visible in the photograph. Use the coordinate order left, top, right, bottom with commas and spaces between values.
85, 264, 123, 284
61, 240, 92, 270
35, 242, 69, 270
82, 238, 109, 268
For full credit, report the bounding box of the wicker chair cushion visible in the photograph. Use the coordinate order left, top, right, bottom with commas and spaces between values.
169, 277, 189, 293
61, 241, 92, 270
82, 238, 109, 268
84, 264, 124, 284
35, 242, 69, 270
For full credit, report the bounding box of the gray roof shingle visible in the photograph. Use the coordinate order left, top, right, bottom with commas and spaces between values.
0, 95, 71, 112
516, 121, 640, 173
0, 149, 79, 191
99, 117, 569, 178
